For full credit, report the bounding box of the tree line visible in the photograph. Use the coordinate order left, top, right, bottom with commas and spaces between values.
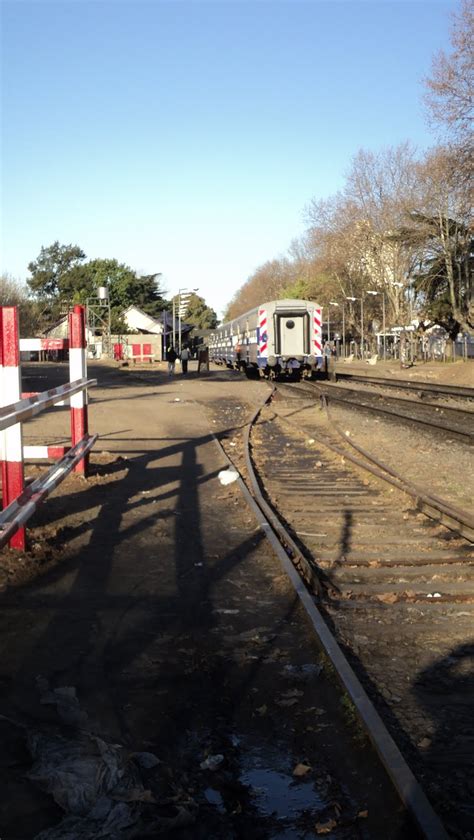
224, 0, 473, 341
0, 244, 217, 335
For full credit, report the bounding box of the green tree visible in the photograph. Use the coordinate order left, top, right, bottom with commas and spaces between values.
107, 266, 167, 317
176, 293, 218, 329
26, 243, 169, 331
27, 241, 86, 298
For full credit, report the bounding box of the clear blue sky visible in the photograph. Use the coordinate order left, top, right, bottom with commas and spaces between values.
1, 0, 456, 316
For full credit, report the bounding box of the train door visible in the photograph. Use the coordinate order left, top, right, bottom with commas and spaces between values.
276, 313, 309, 356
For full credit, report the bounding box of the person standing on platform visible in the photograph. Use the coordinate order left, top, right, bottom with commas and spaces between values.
166, 346, 178, 376
180, 345, 190, 375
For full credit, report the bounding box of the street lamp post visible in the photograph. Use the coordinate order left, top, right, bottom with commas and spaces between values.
177, 287, 199, 353
366, 290, 386, 360
346, 296, 364, 359
342, 304, 346, 358
329, 301, 340, 356
172, 298, 176, 348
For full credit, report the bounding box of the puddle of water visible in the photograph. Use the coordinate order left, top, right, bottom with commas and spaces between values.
239, 740, 327, 829
240, 766, 324, 819
204, 787, 226, 813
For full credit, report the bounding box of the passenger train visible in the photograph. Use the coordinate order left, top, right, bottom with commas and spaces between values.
208, 299, 325, 379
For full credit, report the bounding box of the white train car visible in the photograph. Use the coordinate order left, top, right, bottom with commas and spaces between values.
208, 299, 324, 378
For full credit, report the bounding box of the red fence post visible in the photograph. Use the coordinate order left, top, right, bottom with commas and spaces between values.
68, 305, 89, 475
0, 307, 26, 549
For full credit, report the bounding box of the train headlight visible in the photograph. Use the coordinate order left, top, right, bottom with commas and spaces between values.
267, 355, 277, 367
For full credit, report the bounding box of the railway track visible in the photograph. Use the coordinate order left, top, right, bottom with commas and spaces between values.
333, 372, 474, 402
306, 380, 474, 445
232, 383, 474, 838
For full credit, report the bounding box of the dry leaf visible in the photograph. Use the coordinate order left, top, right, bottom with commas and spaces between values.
375, 593, 398, 604
315, 817, 337, 834
293, 762, 311, 777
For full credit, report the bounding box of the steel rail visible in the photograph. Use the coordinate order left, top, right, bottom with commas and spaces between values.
277, 384, 474, 542
0, 434, 98, 549
318, 381, 474, 418
213, 389, 449, 840
334, 372, 474, 400
0, 378, 97, 431
307, 382, 473, 444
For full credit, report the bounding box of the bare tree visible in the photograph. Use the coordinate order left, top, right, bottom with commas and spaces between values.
0, 274, 45, 335
423, 0, 473, 158
397, 146, 473, 335
224, 258, 297, 320
0, 273, 27, 306
305, 145, 421, 331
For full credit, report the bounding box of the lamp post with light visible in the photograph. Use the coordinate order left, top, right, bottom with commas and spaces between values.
366, 290, 386, 360
346, 295, 364, 359
178, 287, 199, 353
328, 301, 340, 356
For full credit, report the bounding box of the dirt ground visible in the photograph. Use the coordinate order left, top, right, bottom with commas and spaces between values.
0, 362, 417, 840
334, 357, 474, 387
327, 358, 474, 512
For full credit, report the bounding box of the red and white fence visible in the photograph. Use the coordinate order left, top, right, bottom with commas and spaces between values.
0, 305, 97, 550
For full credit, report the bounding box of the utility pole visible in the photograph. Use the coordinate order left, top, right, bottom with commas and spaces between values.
177, 287, 199, 353
172, 298, 176, 348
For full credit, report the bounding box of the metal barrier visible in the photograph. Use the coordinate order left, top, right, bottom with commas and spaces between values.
0, 305, 97, 550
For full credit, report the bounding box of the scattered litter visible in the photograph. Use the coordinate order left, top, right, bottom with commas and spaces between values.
307, 438, 315, 444
229, 441, 237, 447
200, 754, 224, 771
194, 562, 203, 567
427, 593, 442, 598
24, 684, 196, 839
280, 689, 304, 699
173, 397, 181, 402
345, 430, 351, 437
256, 704, 268, 716
315, 817, 337, 834
293, 763, 311, 777
218, 466, 239, 486
214, 608, 240, 614
282, 663, 323, 682
36, 677, 88, 727
315, 461, 322, 467
204, 787, 226, 813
